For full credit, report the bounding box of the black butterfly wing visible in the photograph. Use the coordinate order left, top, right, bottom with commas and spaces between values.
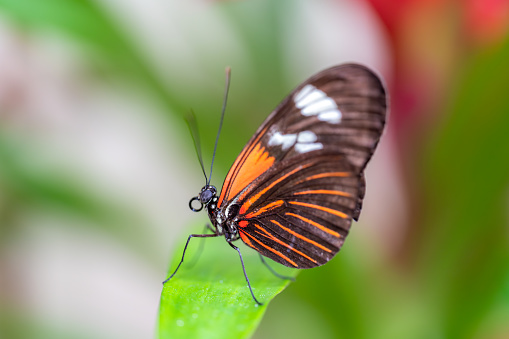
217, 64, 387, 268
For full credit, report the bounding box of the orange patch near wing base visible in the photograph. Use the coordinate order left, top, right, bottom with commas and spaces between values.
218, 141, 274, 207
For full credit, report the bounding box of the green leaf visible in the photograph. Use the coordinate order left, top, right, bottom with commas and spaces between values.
158, 226, 297, 339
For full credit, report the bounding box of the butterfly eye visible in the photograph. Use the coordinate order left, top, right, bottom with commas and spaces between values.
198, 185, 217, 205
189, 197, 203, 212
200, 189, 214, 204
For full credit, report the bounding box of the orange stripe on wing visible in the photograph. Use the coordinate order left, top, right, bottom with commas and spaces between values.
239, 230, 255, 248
296, 171, 351, 184
293, 189, 352, 197
240, 164, 312, 214
286, 211, 341, 238
270, 219, 332, 253
244, 200, 284, 218
253, 224, 317, 264
242, 231, 298, 267
289, 201, 348, 219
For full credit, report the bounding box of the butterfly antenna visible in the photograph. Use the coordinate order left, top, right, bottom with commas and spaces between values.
185, 110, 208, 185
208, 66, 231, 185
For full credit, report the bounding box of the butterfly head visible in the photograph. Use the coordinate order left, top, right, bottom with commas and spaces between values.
189, 185, 218, 212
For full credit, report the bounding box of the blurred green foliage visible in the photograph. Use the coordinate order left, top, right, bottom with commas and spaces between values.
419, 37, 509, 338
0, 0, 185, 113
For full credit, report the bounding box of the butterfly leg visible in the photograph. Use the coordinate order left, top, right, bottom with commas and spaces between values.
187, 224, 215, 268
206, 223, 215, 232
259, 254, 296, 281
163, 233, 219, 284
228, 242, 263, 305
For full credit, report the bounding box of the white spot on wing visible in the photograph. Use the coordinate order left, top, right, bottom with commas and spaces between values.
295, 88, 325, 108
293, 84, 342, 123
318, 111, 341, 123
301, 98, 337, 115
295, 143, 323, 153
294, 84, 314, 103
269, 129, 322, 154
297, 130, 317, 142
268, 131, 297, 150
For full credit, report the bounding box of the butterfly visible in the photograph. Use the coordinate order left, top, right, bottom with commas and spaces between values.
164, 63, 387, 305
